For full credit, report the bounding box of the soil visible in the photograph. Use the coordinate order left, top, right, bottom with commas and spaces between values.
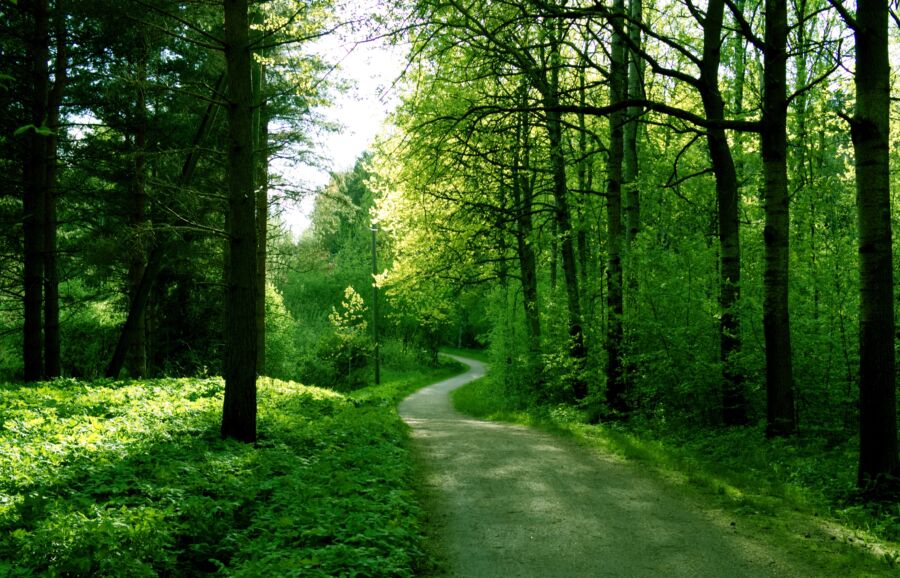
399, 354, 815, 578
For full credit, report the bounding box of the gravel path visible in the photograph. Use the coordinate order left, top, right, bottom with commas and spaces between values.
399, 354, 811, 578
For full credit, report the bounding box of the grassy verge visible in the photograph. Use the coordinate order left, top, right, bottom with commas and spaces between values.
0, 360, 464, 577
452, 373, 900, 576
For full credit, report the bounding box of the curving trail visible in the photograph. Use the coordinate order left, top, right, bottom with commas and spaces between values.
399, 354, 810, 578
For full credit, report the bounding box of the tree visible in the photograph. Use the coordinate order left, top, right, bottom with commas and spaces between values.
221, 0, 258, 443
829, 0, 898, 488
761, 0, 796, 436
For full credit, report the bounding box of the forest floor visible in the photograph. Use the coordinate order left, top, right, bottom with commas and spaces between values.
400, 355, 836, 577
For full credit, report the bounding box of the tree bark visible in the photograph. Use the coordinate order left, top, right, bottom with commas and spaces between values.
605, 0, 627, 413
512, 97, 541, 360
43, 0, 66, 379
539, 21, 586, 399
221, 0, 258, 443
623, 0, 642, 246
762, 0, 796, 437
700, 0, 747, 425
851, 0, 897, 487
126, 44, 149, 379
22, 0, 50, 382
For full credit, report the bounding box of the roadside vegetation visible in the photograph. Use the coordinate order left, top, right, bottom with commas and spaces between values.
0, 360, 463, 577
452, 367, 900, 576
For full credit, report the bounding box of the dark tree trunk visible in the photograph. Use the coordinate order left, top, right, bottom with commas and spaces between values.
700, 0, 747, 425
43, 0, 66, 379
22, 0, 50, 382
512, 100, 541, 359
851, 0, 897, 487
762, 0, 796, 437
252, 14, 268, 375
623, 0, 642, 246
221, 0, 258, 443
126, 47, 148, 379
605, 0, 627, 413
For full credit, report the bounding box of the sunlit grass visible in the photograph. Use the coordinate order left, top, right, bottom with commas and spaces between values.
0, 363, 460, 577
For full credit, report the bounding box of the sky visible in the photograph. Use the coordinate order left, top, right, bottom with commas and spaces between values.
276, 15, 407, 237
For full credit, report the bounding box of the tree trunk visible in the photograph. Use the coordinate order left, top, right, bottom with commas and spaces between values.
253, 46, 268, 376
700, 0, 747, 425
43, 0, 66, 379
22, 0, 50, 382
605, 0, 627, 413
623, 0, 642, 246
126, 46, 148, 379
221, 0, 258, 443
512, 99, 541, 360
852, 0, 897, 487
762, 0, 796, 437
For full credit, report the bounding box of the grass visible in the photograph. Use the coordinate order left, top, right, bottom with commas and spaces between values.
0, 359, 465, 577
451, 367, 900, 577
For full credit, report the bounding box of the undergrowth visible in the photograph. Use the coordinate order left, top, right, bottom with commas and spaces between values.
452, 371, 900, 576
0, 360, 463, 577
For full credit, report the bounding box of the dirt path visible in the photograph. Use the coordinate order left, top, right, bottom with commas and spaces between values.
399, 355, 811, 578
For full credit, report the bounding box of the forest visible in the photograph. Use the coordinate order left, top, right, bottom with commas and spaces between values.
2, 0, 900, 575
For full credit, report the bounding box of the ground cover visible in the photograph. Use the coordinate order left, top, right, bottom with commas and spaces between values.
0, 360, 463, 577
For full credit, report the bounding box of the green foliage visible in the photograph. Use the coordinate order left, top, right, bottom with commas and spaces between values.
0, 373, 437, 577
262, 281, 299, 380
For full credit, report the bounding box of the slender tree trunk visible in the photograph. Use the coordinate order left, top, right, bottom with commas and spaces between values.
126, 46, 148, 378
512, 100, 541, 360
540, 25, 586, 399
22, 0, 50, 382
221, 0, 258, 443
623, 0, 642, 246
762, 0, 796, 437
43, 0, 66, 379
700, 0, 747, 425
605, 0, 627, 413
253, 45, 268, 375
851, 0, 897, 487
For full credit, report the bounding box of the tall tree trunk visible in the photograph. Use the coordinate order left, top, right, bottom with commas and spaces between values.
221, 0, 258, 443
762, 0, 796, 437
43, 0, 66, 379
540, 22, 586, 399
126, 45, 148, 378
253, 45, 268, 375
512, 99, 541, 361
851, 0, 897, 487
22, 0, 50, 382
623, 0, 642, 246
605, 0, 627, 413
700, 0, 747, 425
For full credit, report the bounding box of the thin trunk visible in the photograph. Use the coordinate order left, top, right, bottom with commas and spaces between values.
541, 23, 586, 399
513, 99, 541, 359
762, 0, 796, 436
22, 0, 50, 382
605, 0, 627, 413
126, 46, 148, 378
253, 45, 268, 375
623, 0, 642, 246
852, 0, 897, 487
43, 0, 66, 379
701, 0, 747, 425
221, 0, 258, 443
